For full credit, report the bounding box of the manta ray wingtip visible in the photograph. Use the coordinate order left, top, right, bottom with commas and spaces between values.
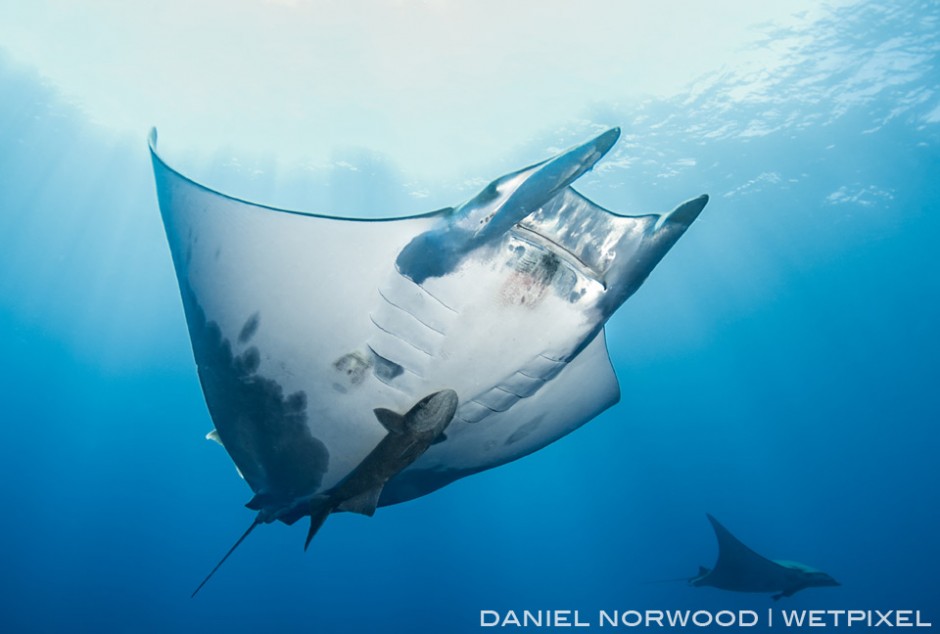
705, 513, 724, 530
595, 126, 621, 151
148, 127, 158, 149
577, 126, 620, 166
666, 193, 709, 227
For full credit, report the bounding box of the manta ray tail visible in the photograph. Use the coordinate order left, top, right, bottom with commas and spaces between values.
304, 495, 334, 551
642, 574, 701, 585
191, 516, 262, 598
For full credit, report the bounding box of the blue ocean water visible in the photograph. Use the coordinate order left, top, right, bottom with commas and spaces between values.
1, 2, 938, 632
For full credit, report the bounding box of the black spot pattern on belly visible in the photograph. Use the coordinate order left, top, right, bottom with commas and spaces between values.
179, 282, 329, 506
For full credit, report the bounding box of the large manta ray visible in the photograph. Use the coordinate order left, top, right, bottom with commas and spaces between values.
150, 127, 707, 559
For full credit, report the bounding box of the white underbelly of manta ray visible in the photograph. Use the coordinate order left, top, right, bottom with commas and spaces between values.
369, 256, 597, 420
149, 126, 708, 592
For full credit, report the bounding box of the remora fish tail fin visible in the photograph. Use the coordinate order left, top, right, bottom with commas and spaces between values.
337, 486, 383, 516
191, 516, 262, 598
304, 495, 333, 551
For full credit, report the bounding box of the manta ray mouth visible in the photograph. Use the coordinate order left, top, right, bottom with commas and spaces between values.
509, 188, 637, 288
511, 222, 605, 285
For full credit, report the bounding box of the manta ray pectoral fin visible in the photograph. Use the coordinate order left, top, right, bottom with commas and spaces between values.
705, 514, 783, 579
374, 408, 407, 434
337, 485, 384, 517
207, 431, 247, 480
245, 493, 270, 510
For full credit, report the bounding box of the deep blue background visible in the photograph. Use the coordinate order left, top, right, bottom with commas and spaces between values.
1, 3, 938, 631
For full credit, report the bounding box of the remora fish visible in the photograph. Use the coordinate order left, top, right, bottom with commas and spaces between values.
192, 390, 458, 596
300, 389, 459, 548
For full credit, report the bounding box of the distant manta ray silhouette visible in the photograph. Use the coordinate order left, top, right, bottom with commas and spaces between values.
691, 514, 840, 600
149, 127, 708, 593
